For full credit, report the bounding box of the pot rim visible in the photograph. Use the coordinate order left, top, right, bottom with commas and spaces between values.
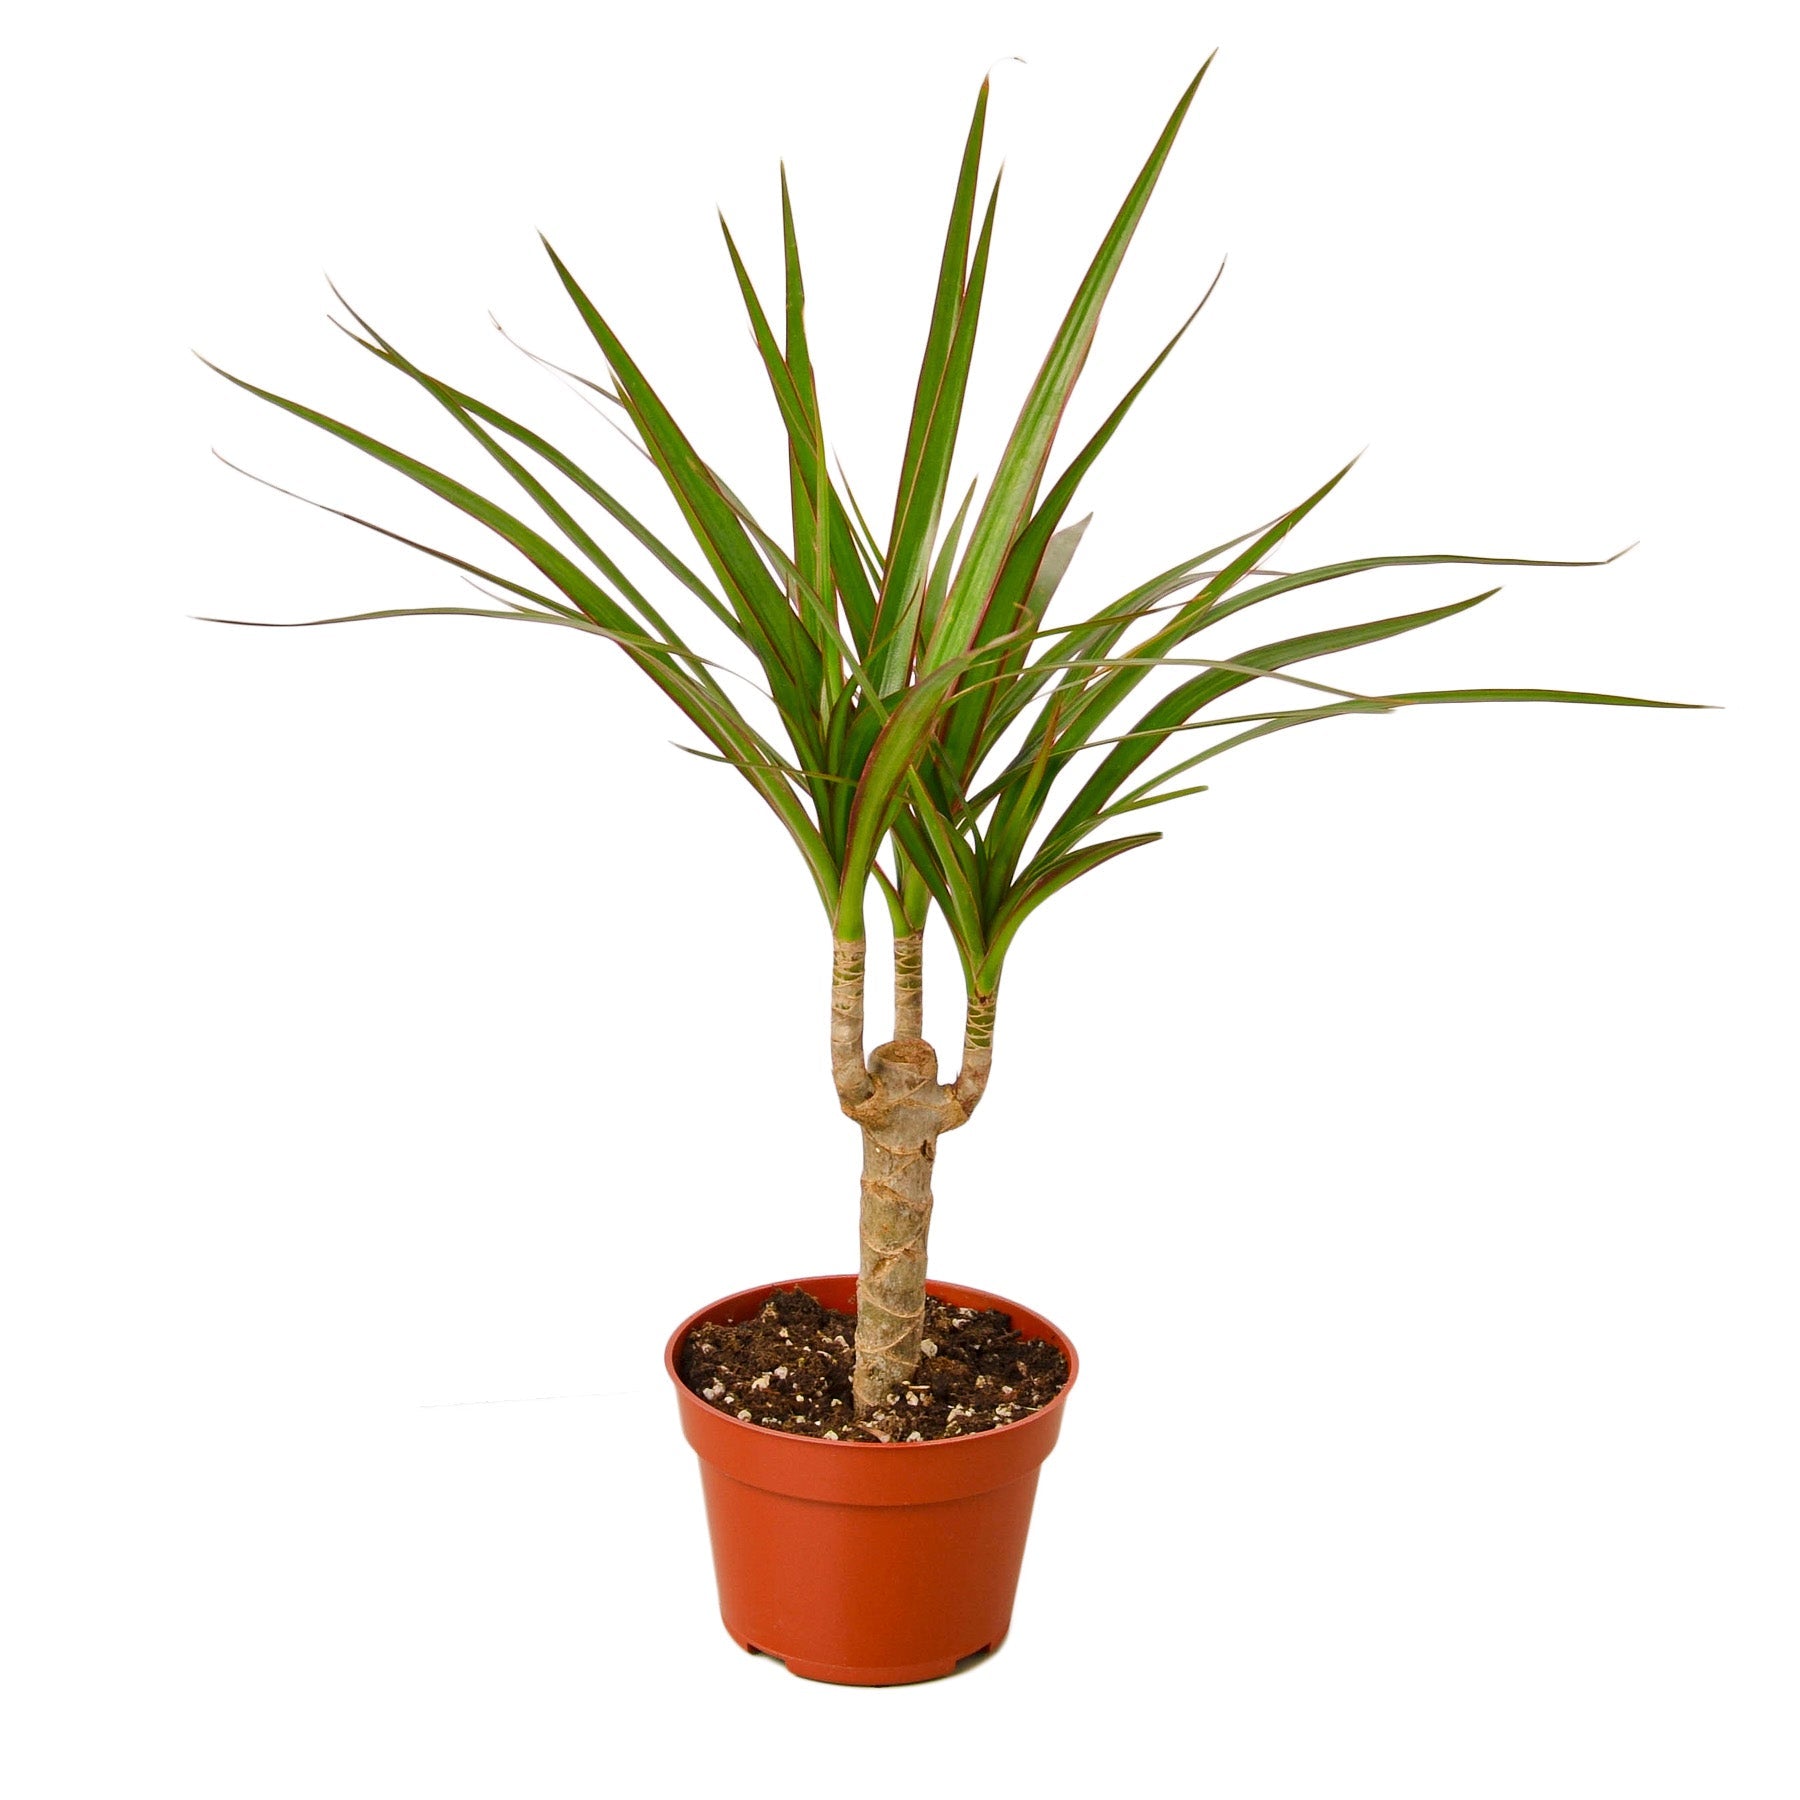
663, 1272, 1080, 1452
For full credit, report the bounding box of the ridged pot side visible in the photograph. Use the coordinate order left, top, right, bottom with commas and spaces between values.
665, 1276, 1079, 1685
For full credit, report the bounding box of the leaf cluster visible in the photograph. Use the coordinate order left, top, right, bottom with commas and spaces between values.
205, 61, 1691, 1003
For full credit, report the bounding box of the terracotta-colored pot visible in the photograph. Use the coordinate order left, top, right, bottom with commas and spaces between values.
665, 1274, 1079, 1686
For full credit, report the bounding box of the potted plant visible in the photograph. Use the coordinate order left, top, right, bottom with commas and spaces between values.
203, 59, 1691, 1685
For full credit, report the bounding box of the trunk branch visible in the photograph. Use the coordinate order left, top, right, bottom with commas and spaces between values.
943, 986, 998, 1128
893, 928, 924, 1041
831, 938, 874, 1110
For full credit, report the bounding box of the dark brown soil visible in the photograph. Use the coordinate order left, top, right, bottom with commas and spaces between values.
679, 1287, 1070, 1443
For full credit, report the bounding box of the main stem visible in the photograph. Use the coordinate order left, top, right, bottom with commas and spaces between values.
831, 936, 996, 1420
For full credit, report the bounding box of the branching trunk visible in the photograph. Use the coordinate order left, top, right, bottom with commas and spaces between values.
831, 936, 996, 1421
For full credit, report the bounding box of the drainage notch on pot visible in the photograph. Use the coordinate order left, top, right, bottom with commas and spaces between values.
665, 1275, 1079, 1687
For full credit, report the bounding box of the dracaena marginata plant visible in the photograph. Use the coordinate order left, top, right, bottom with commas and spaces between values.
204, 60, 1693, 1422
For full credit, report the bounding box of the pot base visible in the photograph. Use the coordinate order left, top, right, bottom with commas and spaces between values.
731, 1629, 1009, 1687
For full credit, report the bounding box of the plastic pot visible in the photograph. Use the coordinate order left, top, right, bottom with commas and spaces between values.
665, 1274, 1079, 1686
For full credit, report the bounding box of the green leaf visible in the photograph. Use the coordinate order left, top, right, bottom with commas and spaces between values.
974, 458, 1362, 858
668, 741, 854, 788
201, 603, 604, 632
1386, 685, 1711, 713
976, 686, 1069, 914
717, 195, 878, 653
700, 457, 889, 734
921, 476, 977, 649
540, 236, 825, 726
206, 355, 843, 913
202, 355, 649, 639
923, 57, 1213, 673
1035, 591, 1499, 867
329, 300, 733, 684
835, 452, 888, 581
1097, 781, 1210, 818
941, 510, 1092, 782
406, 364, 737, 636
781, 165, 818, 420
892, 795, 988, 986
835, 660, 966, 936
1103, 701, 1391, 813
212, 450, 587, 622
976, 833, 1161, 991
1195, 545, 1635, 633
944, 263, 1225, 781
1077, 681, 1710, 840
870, 172, 1003, 692
978, 513, 1296, 756
871, 859, 913, 937
886, 79, 990, 584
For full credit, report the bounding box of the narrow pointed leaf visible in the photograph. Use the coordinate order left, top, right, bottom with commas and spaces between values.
836, 453, 888, 579
871, 172, 1003, 692
207, 358, 844, 910
888, 79, 990, 566
330, 303, 731, 687
981, 459, 1360, 853
925, 58, 1213, 672
213, 451, 587, 622
540, 236, 822, 710
1038, 591, 1498, 865
922, 476, 978, 648
1194, 546, 1635, 633
892, 794, 988, 981
941, 273, 1222, 783
719, 205, 878, 651
976, 833, 1161, 990
942, 510, 1092, 778
203, 357, 657, 641
834, 660, 967, 935
1387, 686, 1709, 712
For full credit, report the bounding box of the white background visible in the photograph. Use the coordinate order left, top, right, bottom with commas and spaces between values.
5, 0, 1795, 1793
